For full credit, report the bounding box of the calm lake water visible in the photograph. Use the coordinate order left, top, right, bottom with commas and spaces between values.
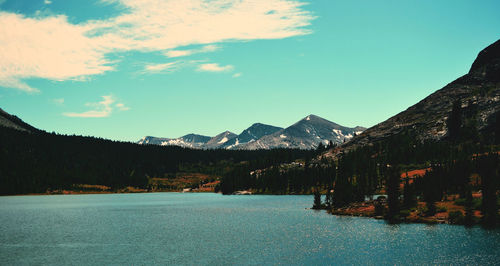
1, 193, 499, 265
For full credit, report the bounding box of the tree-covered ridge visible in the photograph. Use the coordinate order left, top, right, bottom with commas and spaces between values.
0, 126, 313, 195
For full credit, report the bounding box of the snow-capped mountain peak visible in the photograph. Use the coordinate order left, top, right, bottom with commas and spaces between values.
137, 115, 365, 150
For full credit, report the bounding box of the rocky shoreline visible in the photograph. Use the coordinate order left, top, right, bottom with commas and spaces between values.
317, 197, 484, 225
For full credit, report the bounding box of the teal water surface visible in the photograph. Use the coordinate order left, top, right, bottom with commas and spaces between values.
1, 193, 499, 265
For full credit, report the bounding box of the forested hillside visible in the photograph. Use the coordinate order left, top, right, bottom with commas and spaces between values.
0, 124, 314, 195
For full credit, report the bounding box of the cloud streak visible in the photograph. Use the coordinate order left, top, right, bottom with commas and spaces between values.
115, 103, 130, 111
0, 0, 314, 91
197, 63, 234, 72
63, 95, 129, 118
144, 61, 180, 73
52, 98, 65, 104
165, 45, 220, 58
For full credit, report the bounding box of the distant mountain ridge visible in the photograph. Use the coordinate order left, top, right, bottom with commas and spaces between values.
223, 123, 283, 149
138, 115, 365, 150
241, 115, 365, 150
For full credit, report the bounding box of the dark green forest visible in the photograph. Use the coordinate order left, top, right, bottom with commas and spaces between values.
0, 126, 314, 195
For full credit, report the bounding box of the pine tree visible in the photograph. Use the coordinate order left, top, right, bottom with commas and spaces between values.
317, 142, 326, 152
386, 166, 401, 221
478, 155, 499, 227
495, 111, 500, 145
332, 158, 353, 207
325, 188, 333, 208
448, 100, 462, 141
464, 185, 474, 226
403, 177, 417, 209
313, 189, 322, 209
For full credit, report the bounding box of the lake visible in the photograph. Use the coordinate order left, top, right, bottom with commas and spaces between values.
1, 193, 499, 265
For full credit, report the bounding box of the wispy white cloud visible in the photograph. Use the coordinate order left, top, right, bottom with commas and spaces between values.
115, 103, 130, 111
144, 61, 180, 73
232, 72, 242, 78
197, 63, 234, 72
165, 50, 193, 58
165, 45, 220, 58
63, 95, 129, 118
200, 45, 220, 53
52, 98, 65, 104
0, 0, 314, 92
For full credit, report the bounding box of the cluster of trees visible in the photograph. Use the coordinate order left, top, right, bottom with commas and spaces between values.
219, 160, 333, 194
320, 102, 500, 226
0, 126, 311, 195
309, 141, 499, 226
381, 155, 499, 226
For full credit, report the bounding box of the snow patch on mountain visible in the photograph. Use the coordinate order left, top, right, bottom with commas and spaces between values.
138, 115, 365, 150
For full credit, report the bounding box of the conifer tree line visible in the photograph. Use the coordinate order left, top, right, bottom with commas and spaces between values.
0, 126, 311, 195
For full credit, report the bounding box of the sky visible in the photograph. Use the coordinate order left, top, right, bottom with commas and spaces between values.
0, 0, 499, 142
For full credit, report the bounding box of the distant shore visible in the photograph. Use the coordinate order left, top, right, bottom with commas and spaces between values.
4, 186, 217, 196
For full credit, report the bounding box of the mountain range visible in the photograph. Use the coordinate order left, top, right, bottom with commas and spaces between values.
138, 115, 366, 150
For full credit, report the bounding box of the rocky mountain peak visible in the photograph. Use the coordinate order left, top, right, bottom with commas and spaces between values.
469, 39, 500, 82
302, 114, 323, 122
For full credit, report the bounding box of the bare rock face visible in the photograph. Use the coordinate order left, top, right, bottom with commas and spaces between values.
240, 115, 365, 150
469, 39, 500, 82
344, 39, 500, 150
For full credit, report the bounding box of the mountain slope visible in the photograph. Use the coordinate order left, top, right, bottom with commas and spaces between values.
203, 131, 238, 149
0, 108, 39, 133
344, 39, 500, 150
223, 123, 283, 149
241, 115, 365, 150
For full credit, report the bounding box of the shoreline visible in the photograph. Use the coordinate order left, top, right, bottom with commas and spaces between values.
2, 189, 217, 197
315, 198, 484, 226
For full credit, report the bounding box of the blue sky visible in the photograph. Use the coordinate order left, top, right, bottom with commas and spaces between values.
0, 0, 499, 141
